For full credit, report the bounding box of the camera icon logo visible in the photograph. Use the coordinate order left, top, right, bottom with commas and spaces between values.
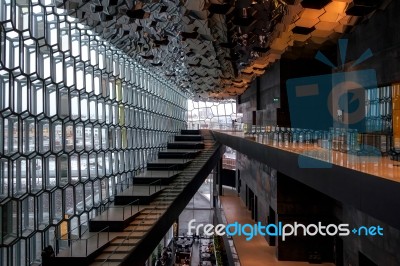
286, 39, 380, 168
287, 70, 377, 131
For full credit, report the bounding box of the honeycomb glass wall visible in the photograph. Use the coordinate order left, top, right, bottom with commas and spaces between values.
0, 0, 188, 265
187, 99, 242, 130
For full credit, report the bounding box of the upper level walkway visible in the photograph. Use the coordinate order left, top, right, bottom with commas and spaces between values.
212, 130, 400, 231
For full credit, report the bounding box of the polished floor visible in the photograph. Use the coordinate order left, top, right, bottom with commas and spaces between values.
220, 188, 335, 266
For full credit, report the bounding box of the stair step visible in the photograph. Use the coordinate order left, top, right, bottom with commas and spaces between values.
116, 235, 142, 240
103, 245, 134, 253
149, 202, 171, 206
85, 137, 222, 266
123, 228, 149, 233
95, 253, 126, 261
135, 214, 159, 218
129, 221, 155, 226
181, 129, 200, 135
141, 210, 165, 215
167, 142, 204, 149
91, 262, 120, 266
124, 225, 152, 231
150, 200, 172, 203
111, 238, 140, 245
114, 231, 145, 237
175, 135, 203, 141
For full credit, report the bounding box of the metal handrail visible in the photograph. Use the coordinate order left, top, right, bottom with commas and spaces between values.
147, 179, 162, 195
101, 175, 192, 264
58, 220, 88, 240
100, 194, 171, 265
136, 163, 179, 178
146, 150, 159, 163
101, 133, 212, 265
53, 221, 89, 255
115, 178, 134, 193
83, 226, 110, 256
106, 199, 140, 221
55, 226, 110, 257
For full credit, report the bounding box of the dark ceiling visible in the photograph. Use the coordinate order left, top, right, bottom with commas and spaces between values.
57, 0, 391, 99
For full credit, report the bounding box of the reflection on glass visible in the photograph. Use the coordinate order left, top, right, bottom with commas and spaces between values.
0, 0, 188, 263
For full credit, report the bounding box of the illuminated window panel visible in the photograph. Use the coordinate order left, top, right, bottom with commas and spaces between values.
0, 0, 188, 264
188, 99, 242, 130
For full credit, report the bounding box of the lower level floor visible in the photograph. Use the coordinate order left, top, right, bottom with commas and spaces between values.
220, 187, 335, 266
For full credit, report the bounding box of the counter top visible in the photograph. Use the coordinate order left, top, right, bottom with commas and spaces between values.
212, 130, 400, 230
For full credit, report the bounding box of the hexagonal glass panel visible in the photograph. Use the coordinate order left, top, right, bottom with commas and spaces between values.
0, 1, 188, 263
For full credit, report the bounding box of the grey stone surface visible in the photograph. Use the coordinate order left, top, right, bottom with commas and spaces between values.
237, 152, 277, 235
237, 150, 400, 265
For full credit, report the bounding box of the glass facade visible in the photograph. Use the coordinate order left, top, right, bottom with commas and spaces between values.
187, 100, 242, 130
0, 0, 187, 265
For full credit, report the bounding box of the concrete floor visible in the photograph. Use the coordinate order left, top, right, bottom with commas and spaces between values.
220, 188, 335, 266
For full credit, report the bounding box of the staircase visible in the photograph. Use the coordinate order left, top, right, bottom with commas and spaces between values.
46, 129, 223, 266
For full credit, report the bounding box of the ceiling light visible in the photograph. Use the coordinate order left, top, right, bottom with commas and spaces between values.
242, 8, 248, 19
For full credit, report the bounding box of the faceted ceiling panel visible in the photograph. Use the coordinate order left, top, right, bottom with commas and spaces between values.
56, 0, 391, 100
56, 0, 235, 99
226, 0, 392, 99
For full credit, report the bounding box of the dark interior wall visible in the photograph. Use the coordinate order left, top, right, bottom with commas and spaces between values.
236, 152, 335, 261
235, 149, 400, 265
337, 205, 400, 266
238, 80, 257, 124
280, 58, 332, 81
340, 3, 400, 264
238, 56, 332, 127
260, 61, 281, 109
236, 152, 277, 244
344, 0, 400, 86
220, 169, 236, 188
239, 78, 257, 105
280, 58, 332, 127
276, 173, 335, 262
238, 0, 400, 128
215, 130, 400, 265
259, 61, 281, 126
